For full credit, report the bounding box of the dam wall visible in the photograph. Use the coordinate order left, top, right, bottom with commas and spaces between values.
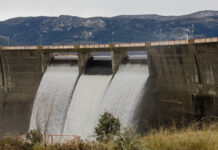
146, 42, 218, 124
0, 37, 218, 137
0, 50, 50, 136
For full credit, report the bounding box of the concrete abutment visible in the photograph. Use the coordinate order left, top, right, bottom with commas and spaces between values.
0, 50, 51, 137
145, 42, 218, 125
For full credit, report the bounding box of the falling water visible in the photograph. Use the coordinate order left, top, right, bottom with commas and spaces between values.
63, 57, 112, 139
98, 56, 149, 127
29, 56, 79, 135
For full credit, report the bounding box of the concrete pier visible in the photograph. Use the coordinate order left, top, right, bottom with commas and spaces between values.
111, 50, 128, 74
78, 51, 92, 75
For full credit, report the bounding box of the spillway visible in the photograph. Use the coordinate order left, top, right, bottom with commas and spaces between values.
98, 56, 149, 127
29, 56, 79, 135
62, 56, 148, 139
63, 57, 112, 139
30, 55, 149, 140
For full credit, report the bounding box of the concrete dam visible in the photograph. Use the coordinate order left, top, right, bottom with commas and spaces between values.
0, 37, 218, 138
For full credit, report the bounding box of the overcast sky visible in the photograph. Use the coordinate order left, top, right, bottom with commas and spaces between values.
0, 0, 217, 21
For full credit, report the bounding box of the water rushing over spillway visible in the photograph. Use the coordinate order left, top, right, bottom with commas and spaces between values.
63, 75, 112, 139
98, 56, 149, 127
29, 57, 79, 135
62, 57, 113, 139
30, 55, 149, 140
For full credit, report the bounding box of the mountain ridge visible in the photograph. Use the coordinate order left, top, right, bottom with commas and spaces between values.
0, 10, 218, 45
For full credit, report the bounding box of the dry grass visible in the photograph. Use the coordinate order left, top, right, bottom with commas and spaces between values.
141, 122, 218, 150
33, 140, 109, 150
39, 122, 218, 150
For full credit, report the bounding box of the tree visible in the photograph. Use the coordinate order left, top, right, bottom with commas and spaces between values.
95, 112, 120, 141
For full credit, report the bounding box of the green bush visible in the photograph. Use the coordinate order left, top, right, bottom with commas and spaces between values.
95, 112, 121, 142
26, 129, 43, 145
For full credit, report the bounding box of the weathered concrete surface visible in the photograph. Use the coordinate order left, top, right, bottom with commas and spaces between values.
78, 51, 92, 74
111, 50, 128, 74
0, 50, 50, 137
144, 42, 218, 124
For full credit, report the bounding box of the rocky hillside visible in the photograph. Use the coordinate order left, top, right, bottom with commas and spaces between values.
0, 10, 218, 45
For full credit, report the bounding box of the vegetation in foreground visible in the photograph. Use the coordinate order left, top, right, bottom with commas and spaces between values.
0, 113, 217, 150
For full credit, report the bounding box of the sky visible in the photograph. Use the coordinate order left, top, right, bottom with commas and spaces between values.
0, 0, 217, 21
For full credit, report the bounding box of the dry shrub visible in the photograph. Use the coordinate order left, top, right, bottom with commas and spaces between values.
26, 129, 43, 145
0, 135, 34, 150
113, 128, 143, 150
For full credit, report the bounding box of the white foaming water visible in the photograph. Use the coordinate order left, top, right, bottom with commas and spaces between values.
98, 62, 149, 127
29, 60, 79, 135
63, 75, 112, 139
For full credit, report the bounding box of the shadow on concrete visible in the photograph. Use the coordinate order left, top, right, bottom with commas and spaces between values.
84, 57, 112, 75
